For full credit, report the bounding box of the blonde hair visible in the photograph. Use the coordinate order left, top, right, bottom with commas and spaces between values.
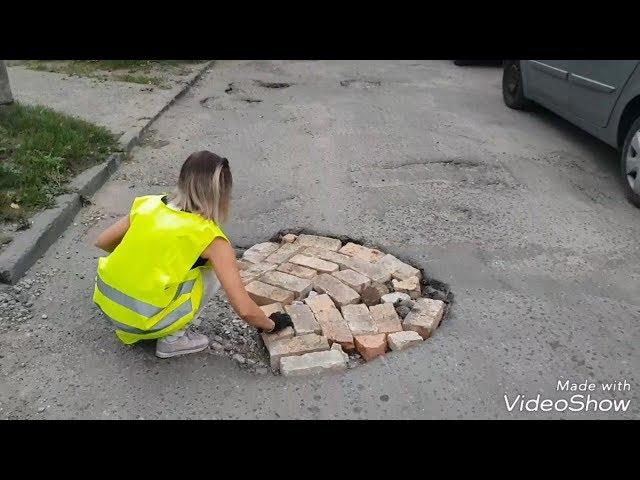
169, 151, 232, 224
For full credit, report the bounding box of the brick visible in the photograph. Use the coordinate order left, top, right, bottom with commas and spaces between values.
284, 303, 321, 335
280, 348, 348, 376
354, 334, 387, 361
302, 246, 352, 269
331, 269, 370, 293
304, 293, 337, 315
246, 280, 295, 306
260, 302, 284, 318
294, 234, 342, 252
342, 303, 378, 336
282, 233, 297, 243
266, 334, 330, 369
314, 308, 354, 351
312, 273, 360, 308
260, 326, 295, 347
338, 242, 385, 262
276, 262, 317, 279
402, 298, 445, 339
289, 254, 339, 273
377, 254, 422, 281
239, 262, 278, 285
242, 242, 280, 264
343, 256, 391, 283
381, 292, 412, 304
392, 276, 421, 299
361, 282, 389, 306
387, 330, 423, 351
259, 270, 313, 300
264, 242, 306, 264
369, 303, 402, 334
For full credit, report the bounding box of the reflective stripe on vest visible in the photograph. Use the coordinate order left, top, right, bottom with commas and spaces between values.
96, 274, 196, 332
109, 299, 193, 334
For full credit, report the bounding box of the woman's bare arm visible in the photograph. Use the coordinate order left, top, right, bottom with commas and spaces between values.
94, 216, 130, 253
202, 238, 275, 332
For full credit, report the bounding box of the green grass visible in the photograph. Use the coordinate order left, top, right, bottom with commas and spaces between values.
25, 60, 205, 87
0, 102, 117, 220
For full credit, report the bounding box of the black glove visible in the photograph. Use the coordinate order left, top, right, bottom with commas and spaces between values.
265, 312, 294, 333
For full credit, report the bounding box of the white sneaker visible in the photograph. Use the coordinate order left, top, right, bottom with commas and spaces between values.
155, 330, 209, 358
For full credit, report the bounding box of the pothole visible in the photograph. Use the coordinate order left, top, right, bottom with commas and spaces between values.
206, 231, 452, 376
340, 79, 381, 88
254, 80, 292, 89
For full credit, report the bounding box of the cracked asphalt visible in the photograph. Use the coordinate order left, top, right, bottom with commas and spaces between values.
1, 60, 638, 419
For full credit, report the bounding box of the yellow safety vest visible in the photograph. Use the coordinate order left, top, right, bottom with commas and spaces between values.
93, 194, 228, 344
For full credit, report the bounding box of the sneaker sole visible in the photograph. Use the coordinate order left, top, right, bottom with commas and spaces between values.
155, 344, 209, 359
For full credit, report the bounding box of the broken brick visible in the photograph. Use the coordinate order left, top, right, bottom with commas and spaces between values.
312, 273, 360, 308
302, 246, 352, 269
343, 256, 391, 283
381, 292, 412, 304
304, 293, 337, 315
294, 234, 342, 252
266, 333, 330, 369
289, 254, 339, 273
387, 330, 423, 351
354, 334, 387, 361
276, 262, 317, 279
259, 270, 313, 300
402, 298, 445, 339
242, 242, 280, 263
279, 347, 348, 376
284, 303, 321, 335
239, 262, 278, 285
246, 280, 295, 306
282, 233, 297, 243
341, 303, 378, 336
314, 307, 354, 351
369, 302, 403, 334
264, 242, 306, 264
339, 242, 385, 262
377, 254, 422, 281
332, 269, 371, 293
392, 276, 421, 299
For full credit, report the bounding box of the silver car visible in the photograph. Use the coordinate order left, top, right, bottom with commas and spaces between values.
502, 60, 640, 207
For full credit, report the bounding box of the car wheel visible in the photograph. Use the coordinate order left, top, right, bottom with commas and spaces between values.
502, 60, 533, 110
621, 116, 640, 208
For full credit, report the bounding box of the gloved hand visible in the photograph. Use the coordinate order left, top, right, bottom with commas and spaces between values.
266, 312, 294, 333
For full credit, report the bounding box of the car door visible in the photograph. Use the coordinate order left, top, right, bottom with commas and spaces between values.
522, 60, 571, 114
567, 60, 639, 127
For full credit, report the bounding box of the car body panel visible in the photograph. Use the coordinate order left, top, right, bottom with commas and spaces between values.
520, 60, 640, 149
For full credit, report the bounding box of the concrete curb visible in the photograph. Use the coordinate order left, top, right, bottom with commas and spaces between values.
0, 61, 214, 284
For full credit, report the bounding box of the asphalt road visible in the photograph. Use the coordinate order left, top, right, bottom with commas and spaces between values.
1, 60, 638, 419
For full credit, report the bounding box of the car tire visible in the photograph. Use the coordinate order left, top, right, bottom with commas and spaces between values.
454, 60, 474, 66
502, 60, 533, 110
621, 116, 640, 208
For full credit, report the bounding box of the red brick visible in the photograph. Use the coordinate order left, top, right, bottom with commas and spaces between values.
354, 334, 387, 361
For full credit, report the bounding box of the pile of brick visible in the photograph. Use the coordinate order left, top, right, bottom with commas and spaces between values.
239, 234, 446, 376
